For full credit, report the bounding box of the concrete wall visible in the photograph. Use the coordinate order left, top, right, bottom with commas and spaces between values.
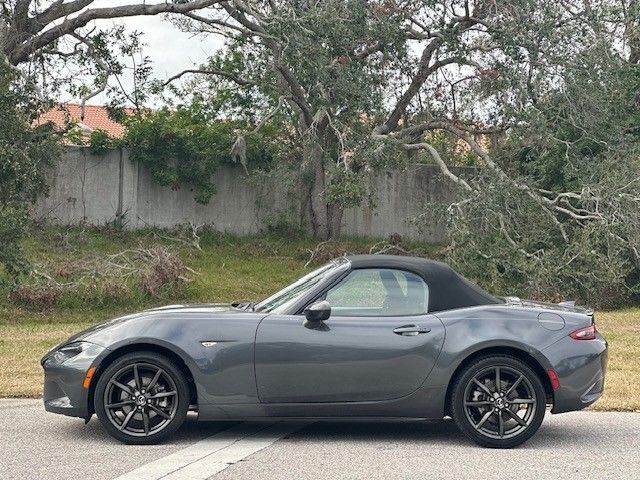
35, 147, 466, 241
36, 147, 127, 225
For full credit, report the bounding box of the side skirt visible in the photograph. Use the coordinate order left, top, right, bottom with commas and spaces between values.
198, 384, 447, 421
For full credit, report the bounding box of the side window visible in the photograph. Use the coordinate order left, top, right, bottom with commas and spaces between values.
325, 268, 429, 316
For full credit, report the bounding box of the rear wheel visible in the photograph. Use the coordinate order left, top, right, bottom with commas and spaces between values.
94, 351, 189, 444
451, 355, 546, 448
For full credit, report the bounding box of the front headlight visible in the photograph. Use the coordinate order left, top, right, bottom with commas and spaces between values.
42, 341, 87, 367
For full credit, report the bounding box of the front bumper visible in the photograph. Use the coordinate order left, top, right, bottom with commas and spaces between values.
41, 342, 106, 418
543, 332, 608, 414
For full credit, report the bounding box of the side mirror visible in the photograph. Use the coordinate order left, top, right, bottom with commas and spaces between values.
304, 300, 331, 323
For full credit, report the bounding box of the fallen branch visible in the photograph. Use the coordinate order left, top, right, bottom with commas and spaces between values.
369, 243, 412, 255
305, 239, 334, 267
154, 223, 205, 251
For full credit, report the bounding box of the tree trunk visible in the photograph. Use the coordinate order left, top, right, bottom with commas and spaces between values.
326, 202, 344, 239
298, 129, 345, 240
299, 134, 329, 239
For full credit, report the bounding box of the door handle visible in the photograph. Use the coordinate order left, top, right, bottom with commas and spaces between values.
393, 325, 431, 336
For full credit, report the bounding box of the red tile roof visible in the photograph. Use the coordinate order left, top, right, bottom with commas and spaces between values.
35, 103, 133, 138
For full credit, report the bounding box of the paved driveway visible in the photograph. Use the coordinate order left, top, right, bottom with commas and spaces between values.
1, 399, 638, 480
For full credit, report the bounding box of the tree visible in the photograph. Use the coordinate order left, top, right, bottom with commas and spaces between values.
170, 0, 408, 239
168, 1, 582, 239
170, 0, 640, 303
1, 1, 222, 65
0, 56, 59, 279
0, 1, 226, 117
386, 1, 640, 305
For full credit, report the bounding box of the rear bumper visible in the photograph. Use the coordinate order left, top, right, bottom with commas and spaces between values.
42, 343, 106, 419
543, 332, 608, 414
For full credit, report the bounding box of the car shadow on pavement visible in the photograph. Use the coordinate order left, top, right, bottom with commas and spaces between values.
59, 414, 586, 449
277, 419, 464, 445
58, 413, 239, 446
60, 416, 464, 447
274, 418, 597, 450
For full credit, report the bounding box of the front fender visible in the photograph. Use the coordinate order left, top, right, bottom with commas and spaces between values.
92, 337, 200, 376
83, 312, 263, 407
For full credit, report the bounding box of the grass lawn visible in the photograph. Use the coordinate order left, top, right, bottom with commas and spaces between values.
594, 309, 640, 411
0, 227, 637, 412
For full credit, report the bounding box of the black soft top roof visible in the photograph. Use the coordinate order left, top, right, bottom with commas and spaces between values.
345, 255, 501, 312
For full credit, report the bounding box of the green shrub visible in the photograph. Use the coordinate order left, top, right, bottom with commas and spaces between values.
88, 129, 116, 155
124, 103, 278, 204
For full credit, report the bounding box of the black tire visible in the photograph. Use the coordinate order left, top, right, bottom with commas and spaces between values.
94, 351, 189, 445
451, 355, 546, 448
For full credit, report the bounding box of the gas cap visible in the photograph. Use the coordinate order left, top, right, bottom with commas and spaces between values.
537, 312, 565, 331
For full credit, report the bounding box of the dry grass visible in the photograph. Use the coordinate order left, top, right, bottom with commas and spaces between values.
0, 307, 125, 397
590, 309, 640, 411
0, 322, 92, 397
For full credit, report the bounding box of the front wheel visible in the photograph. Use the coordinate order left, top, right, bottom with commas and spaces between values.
94, 351, 190, 444
451, 355, 546, 448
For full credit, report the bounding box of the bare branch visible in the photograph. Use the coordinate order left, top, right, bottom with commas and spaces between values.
8, 0, 224, 65
70, 32, 111, 119
251, 95, 286, 133
162, 68, 256, 87
32, 0, 93, 32
182, 10, 274, 39
498, 214, 540, 260
375, 37, 443, 135
403, 141, 473, 191
304, 239, 334, 267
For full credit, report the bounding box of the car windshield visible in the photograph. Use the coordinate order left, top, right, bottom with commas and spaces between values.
255, 259, 348, 313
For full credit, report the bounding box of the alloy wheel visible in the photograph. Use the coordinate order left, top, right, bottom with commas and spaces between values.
462, 365, 537, 440
103, 362, 179, 437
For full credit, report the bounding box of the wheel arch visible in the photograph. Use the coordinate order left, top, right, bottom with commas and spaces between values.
443, 345, 554, 417
87, 341, 198, 416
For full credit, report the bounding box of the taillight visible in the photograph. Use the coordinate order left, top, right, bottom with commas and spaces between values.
569, 324, 597, 340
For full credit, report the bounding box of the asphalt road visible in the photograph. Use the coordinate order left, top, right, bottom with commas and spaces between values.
1, 399, 638, 480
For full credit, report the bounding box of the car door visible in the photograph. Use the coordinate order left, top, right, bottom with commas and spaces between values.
254, 268, 446, 403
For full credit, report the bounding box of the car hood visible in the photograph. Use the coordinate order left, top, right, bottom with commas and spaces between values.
62, 303, 247, 345
503, 296, 593, 315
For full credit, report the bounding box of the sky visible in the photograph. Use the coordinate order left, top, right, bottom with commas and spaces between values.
73, 1, 225, 105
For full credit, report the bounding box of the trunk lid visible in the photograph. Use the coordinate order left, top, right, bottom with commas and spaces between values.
503, 296, 593, 315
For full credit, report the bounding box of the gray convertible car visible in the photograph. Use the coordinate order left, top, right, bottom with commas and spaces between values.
42, 255, 608, 448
